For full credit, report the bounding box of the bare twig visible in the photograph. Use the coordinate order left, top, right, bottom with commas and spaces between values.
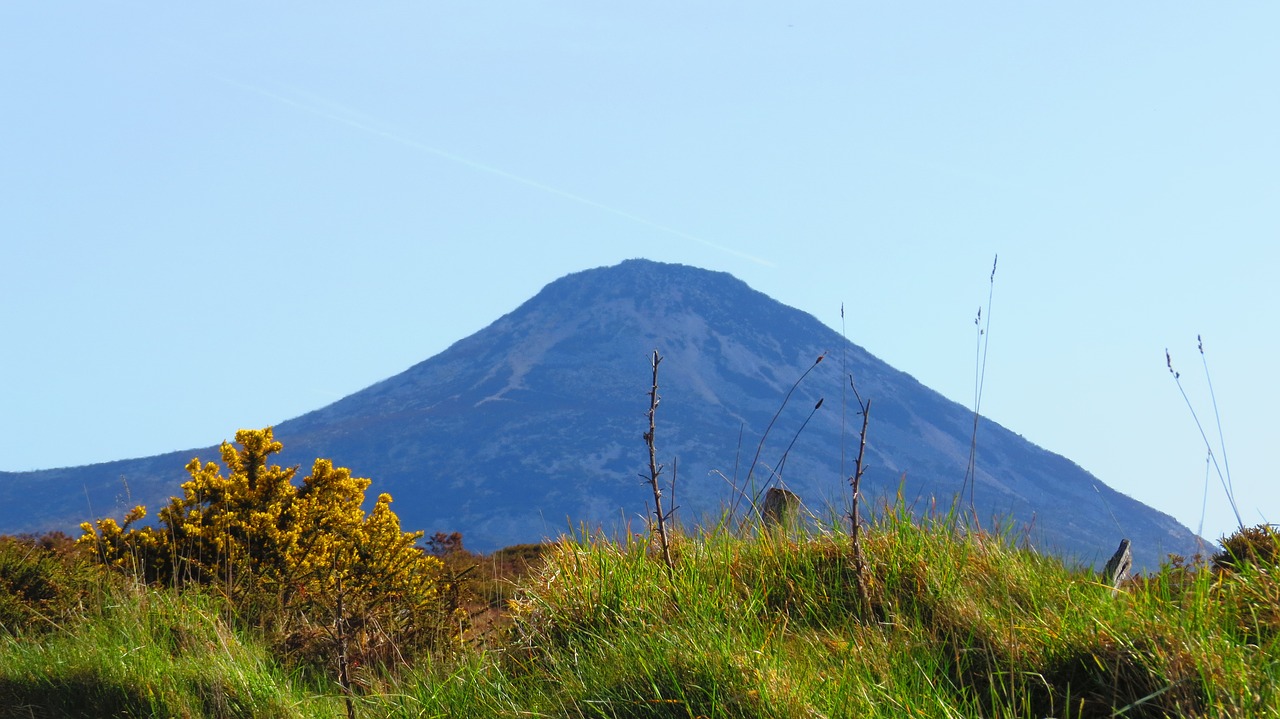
848, 376, 872, 612
642, 350, 677, 585
334, 549, 355, 719
842, 304, 872, 611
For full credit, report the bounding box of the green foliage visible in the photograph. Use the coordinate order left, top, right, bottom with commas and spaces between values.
77, 428, 448, 670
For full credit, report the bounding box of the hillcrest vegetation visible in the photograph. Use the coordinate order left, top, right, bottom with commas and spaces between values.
2, 427, 1279, 718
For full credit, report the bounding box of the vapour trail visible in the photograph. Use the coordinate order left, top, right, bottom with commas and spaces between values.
212, 75, 774, 267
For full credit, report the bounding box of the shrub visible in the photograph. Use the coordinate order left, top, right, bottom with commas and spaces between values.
78, 427, 447, 671
1213, 524, 1280, 572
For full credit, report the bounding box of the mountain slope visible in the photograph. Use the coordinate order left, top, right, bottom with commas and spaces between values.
0, 259, 1202, 569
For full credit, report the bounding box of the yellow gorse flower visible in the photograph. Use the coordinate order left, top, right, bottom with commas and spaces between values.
79, 427, 447, 661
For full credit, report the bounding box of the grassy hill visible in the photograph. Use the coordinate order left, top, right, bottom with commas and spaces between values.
2, 509, 1277, 718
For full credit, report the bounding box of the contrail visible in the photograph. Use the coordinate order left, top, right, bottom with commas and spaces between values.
212, 75, 774, 267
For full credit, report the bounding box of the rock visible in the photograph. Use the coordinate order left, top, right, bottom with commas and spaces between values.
761, 487, 801, 531
1103, 538, 1133, 597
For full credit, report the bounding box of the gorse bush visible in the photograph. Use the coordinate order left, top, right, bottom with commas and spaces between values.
78, 428, 448, 671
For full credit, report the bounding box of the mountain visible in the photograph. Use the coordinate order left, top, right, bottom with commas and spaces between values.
0, 259, 1202, 569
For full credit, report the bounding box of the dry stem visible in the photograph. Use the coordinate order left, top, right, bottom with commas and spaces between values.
643, 350, 677, 583
849, 378, 872, 612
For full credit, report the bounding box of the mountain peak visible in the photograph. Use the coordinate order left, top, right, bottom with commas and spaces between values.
528, 259, 760, 319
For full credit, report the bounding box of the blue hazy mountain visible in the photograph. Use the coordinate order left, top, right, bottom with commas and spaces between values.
0, 259, 1203, 569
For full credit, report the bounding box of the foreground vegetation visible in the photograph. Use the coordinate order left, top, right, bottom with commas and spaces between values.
3, 501, 1279, 718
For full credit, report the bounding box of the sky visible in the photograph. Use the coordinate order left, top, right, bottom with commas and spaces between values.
2, 3, 1276, 545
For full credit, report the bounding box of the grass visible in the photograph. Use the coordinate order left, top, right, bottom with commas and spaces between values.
385, 508, 1279, 718
4, 507, 1279, 717
0, 582, 337, 718
367, 513, 1280, 717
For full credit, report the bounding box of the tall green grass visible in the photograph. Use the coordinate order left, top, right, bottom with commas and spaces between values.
0, 558, 342, 718
5, 508, 1278, 717
375, 506, 1280, 718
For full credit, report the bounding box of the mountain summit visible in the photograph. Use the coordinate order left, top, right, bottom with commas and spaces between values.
1, 259, 1200, 568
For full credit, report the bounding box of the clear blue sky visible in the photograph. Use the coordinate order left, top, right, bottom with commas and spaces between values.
2, 4, 1275, 544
